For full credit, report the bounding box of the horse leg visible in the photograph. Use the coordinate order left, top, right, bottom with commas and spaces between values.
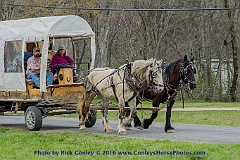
165, 99, 175, 133
142, 111, 159, 129
122, 100, 137, 128
76, 95, 85, 128
124, 110, 132, 130
79, 91, 96, 130
132, 99, 143, 129
133, 115, 143, 129
124, 109, 142, 130
142, 98, 160, 129
102, 98, 114, 133
117, 100, 127, 134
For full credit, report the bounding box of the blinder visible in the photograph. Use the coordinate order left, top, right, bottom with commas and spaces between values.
180, 62, 196, 85
149, 69, 164, 88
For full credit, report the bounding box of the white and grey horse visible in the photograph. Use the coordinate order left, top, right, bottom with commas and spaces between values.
77, 59, 164, 134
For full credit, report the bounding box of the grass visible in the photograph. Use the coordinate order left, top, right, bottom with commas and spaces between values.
171, 101, 240, 108
0, 127, 239, 160
91, 99, 240, 108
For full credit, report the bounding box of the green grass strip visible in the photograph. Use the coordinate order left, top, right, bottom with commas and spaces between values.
0, 128, 239, 160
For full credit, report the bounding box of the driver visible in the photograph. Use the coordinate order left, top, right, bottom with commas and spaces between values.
51, 45, 74, 81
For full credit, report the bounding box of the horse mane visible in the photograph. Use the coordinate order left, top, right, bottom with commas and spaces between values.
131, 59, 155, 81
163, 58, 184, 85
164, 59, 183, 75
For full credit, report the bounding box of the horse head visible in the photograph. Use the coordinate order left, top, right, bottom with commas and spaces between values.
147, 59, 164, 92
180, 55, 197, 90
131, 59, 164, 92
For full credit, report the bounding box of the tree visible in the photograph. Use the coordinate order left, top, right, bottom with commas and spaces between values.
1, 0, 240, 101
224, 0, 239, 102
0, 0, 2, 20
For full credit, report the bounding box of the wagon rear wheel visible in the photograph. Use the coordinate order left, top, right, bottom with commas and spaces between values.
25, 106, 42, 131
79, 110, 97, 128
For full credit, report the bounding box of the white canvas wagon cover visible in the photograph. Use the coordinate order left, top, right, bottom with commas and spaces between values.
0, 15, 95, 40
0, 15, 96, 92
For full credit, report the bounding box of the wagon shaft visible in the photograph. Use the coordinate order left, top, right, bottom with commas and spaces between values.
89, 104, 163, 111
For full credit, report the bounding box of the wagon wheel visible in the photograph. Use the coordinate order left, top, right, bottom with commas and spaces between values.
79, 110, 97, 128
25, 106, 42, 131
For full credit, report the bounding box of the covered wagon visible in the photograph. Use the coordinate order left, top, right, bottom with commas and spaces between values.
0, 15, 97, 131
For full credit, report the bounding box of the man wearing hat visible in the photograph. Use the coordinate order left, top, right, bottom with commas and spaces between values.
26, 47, 53, 88
51, 45, 74, 80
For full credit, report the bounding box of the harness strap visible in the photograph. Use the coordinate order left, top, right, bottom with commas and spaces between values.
125, 92, 138, 103
110, 74, 118, 103
123, 63, 145, 103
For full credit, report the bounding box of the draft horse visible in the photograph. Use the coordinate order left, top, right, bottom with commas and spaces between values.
77, 59, 164, 134
131, 55, 196, 133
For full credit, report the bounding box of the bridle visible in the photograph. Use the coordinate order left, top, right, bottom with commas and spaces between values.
149, 65, 164, 88
164, 60, 196, 92
180, 61, 196, 86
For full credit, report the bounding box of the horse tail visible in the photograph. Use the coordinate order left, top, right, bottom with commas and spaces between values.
75, 76, 93, 116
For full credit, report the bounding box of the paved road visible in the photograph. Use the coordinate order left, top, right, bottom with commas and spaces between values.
0, 115, 239, 144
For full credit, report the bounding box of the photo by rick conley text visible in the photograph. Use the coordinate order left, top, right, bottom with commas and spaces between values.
34, 150, 206, 156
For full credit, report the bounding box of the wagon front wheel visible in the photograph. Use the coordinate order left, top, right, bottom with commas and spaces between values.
79, 110, 97, 128
25, 106, 42, 131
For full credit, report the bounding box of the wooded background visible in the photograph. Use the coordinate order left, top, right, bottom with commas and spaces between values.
1, 0, 239, 102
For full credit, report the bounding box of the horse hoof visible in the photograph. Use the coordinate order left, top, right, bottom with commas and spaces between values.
136, 126, 143, 130
118, 130, 127, 135
124, 126, 132, 130
79, 125, 86, 131
143, 125, 149, 129
118, 127, 127, 134
79, 128, 86, 131
105, 128, 114, 133
166, 129, 175, 133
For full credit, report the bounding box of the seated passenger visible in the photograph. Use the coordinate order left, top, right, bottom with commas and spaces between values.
26, 47, 53, 88
51, 45, 75, 81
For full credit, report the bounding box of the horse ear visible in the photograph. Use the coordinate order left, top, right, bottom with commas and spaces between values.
157, 59, 163, 65
184, 55, 188, 61
191, 57, 194, 63
149, 59, 156, 68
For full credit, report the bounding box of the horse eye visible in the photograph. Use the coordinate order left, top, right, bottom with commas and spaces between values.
152, 72, 157, 77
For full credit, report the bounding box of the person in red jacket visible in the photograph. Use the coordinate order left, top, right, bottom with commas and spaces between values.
51, 45, 74, 81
